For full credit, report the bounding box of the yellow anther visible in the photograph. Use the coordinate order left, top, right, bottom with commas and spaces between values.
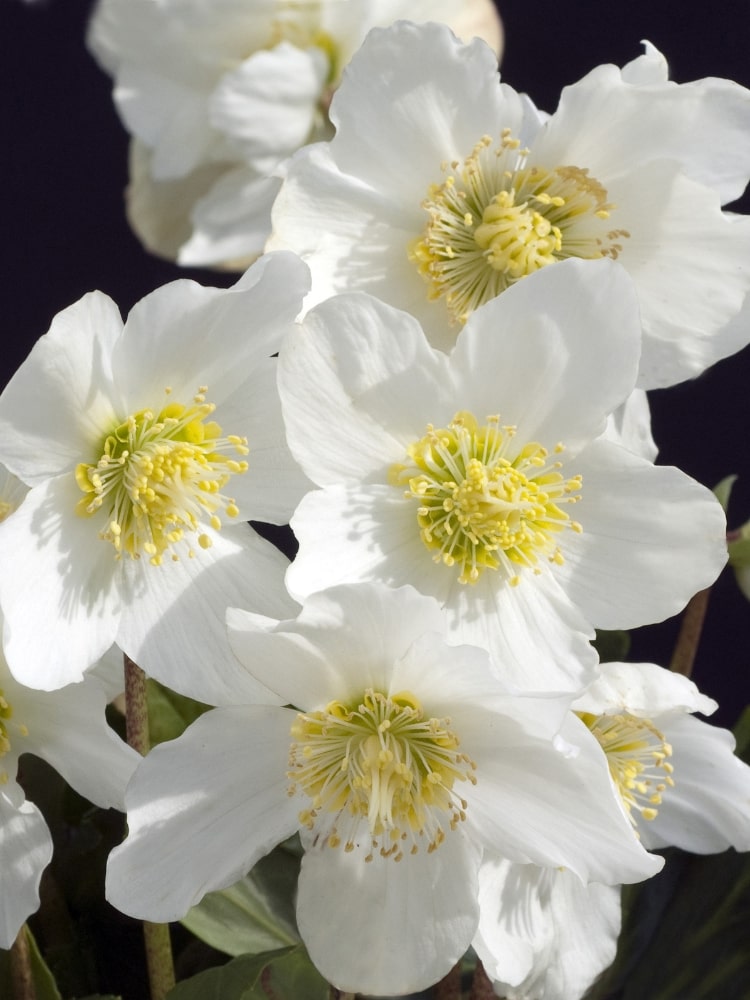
288, 689, 474, 860
409, 132, 625, 325
391, 411, 583, 586
578, 711, 675, 831
75, 388, 250, 563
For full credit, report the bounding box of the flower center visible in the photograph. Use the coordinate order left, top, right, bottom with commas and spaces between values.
577, 711, 674, 829
75, 387, 249, 566
390, 411, 582, 585
288, 689, 477, 861
0, 688, 28, 786
409, 130, 629, 324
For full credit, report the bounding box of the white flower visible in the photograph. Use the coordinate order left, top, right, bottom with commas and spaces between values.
473, 858, 620, 1000
603, 389, 658, 463
571, 660, 750, 854
0, 644, 138, 948
87, 0, 502, 270
278, 260, 727, 693
0, 253, 309, 704
269, 21, 750, 388
0, 464, 137, 947
105, 582, 659, 997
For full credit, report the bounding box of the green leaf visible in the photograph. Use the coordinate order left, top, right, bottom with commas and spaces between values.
733, 705, 750, 762
588, 846, 750, 1000
165, 948, 295, 1000
0, 926, 63, 1000
713, 474, 738, 513
592, 629, 630, 663
181, 845, 301, 956
242, 946, 329, 1000
146, 678, 212, 746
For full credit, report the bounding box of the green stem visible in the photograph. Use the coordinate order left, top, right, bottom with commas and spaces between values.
10, 925, 36, 1000
669, 587, 711, 677
124, 655, 176, 1000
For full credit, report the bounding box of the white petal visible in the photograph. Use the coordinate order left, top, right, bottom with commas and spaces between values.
124, 139, 230, 263
280, 293, 451, 484
229, 582, 446, 711
612, 166, 750, 388
0, 477, 122, 690
442, 571, 598, 695
269, 142, 444, 337
556, 438, 727, 629
113, 252, 310, 409
115, 63, 213, 180
574, 661, 717, 718
4, 669, 138, 810
462, 710, 662, 884
210, 43, 328, 170
603, 389, 658, 462
119, 525, 298, 706
179, 168, 281, 268
534, 57, 750, 203
451, 258, 641, 452
106, 705, 298, 922
0, 292, 120, 483
620, 41, 669, 85
0, 791, 53, 949
218, 356, 311, 523
474, 858, 621, 1000
642, 713, 750, 854
287, 485, 437, 601
329, 22, 516, 204
297, 828, 481, 996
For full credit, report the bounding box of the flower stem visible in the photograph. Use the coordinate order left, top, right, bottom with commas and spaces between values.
468, 960, 495, 1000
669, 587, 711, 677
435, 962, 462, 1000
124, 655, 176, 1000
10, 925, 35, 1000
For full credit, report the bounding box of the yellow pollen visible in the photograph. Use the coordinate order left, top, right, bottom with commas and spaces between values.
288, 689, 477, 858
578, 710, 675, 832
390, 411, 583, 585
74, 389, 249, 565
0, 688, 28, 782
408, 131, 624, 324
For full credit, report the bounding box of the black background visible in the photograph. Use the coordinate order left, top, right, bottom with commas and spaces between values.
2, 0, 750, 727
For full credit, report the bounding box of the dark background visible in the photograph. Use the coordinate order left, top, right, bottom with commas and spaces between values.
2, 0, 750, 726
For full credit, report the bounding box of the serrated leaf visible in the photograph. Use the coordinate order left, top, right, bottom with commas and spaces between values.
181, 846, 301, 956
592, 629, 630, 663
146, 678, 212, 746
0, 926, 63, 1000
165, 948, 295, 1000
242, 946, 329, 1000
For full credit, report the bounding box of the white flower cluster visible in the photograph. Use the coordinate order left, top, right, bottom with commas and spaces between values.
2, 8, 750, 999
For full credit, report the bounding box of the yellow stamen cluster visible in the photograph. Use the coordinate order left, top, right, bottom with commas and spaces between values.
409, 130, 628, 324
0, 688, 28, 786
75, 387, 249, 565
390, 411, 582, 585
288, 689, 477, 861
578, 710, 675, 830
